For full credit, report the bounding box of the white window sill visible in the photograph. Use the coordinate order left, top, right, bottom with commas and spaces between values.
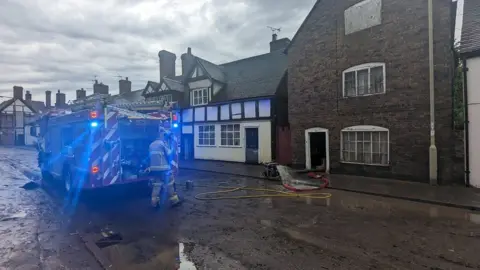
340, 161, 390, 167
196, 145, 217, 148
219, 145, 243, 148
343, 92, 386, 98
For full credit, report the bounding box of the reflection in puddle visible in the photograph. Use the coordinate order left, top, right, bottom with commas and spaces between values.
1, 211, 27, 221
179, 243, 197, 270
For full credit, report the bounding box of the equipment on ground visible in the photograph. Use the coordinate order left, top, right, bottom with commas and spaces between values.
262, 162, 280, 180
34, 103, 180, 192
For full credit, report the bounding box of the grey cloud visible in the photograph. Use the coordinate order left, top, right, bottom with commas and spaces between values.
0, 0, 315, 102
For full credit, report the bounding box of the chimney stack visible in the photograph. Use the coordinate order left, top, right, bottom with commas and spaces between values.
158, 50, 176, 80
25, 91, 32, 101
269, 35, 291, 52
55, 90, 66, 108
93, 80, 109, 95
76, 88, 87, 100
119, 77, 132, 95
181, 47, 195, 77
13, 86, 23, 99
45, 91, 51, 108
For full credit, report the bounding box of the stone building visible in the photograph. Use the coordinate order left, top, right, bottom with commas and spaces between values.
286, 0, 461, 183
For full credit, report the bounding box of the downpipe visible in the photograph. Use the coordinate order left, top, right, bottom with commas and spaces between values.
463, 58, 470, 187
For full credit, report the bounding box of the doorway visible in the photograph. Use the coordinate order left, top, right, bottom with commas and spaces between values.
305, 128, 329, 172
182, 134, 194, 160
245, 127, 259, 164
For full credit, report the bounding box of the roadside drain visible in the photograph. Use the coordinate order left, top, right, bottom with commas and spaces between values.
95, 230, 123, 248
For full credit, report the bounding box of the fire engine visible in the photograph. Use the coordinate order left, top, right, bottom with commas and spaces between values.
35, 103, 180, 192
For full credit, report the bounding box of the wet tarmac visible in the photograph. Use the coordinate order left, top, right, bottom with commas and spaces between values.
57, 171, 480, 270
2, 147, 480, 269
0, 148, 101, 270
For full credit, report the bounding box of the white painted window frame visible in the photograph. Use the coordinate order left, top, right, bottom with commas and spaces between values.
342, 62, 386, 98
197, 124, 216, 146
191, 88, 209, 106
220, 124, 241, 147
340, 125, 389, 166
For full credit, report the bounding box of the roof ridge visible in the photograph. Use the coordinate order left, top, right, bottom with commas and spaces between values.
219, 51, 283, 66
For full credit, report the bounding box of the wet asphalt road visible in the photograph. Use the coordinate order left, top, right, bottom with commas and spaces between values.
1, 147, 480, 269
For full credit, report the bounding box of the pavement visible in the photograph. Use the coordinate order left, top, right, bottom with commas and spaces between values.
180, 160, 480, 211
3, 147, 480, 269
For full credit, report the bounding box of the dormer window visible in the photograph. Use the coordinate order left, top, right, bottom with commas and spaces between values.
191, 88, 209, 106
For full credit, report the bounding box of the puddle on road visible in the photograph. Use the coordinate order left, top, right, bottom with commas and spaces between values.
179, 243, 197, 270
260, 184, 480, 226
1, 211, 27, 221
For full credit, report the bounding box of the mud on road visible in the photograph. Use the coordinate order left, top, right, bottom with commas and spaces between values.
2, 147, 479, 269
67, 171, 480, 270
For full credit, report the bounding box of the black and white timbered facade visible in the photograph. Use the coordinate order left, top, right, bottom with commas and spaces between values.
149, 36, 290, 164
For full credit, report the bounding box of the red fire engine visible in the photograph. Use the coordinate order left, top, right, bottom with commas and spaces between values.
35, 104, 180, 192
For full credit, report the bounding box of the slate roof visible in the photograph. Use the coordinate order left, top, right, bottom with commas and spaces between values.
0, 98, 38, 113
211, 50, 287, 101
163, 77, 185, 92
25, 100, 46, 113
113, 89, 144, 103
460, 0, 480, 54
196, 57, 226, 83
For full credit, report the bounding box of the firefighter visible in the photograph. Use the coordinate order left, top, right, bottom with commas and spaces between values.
148, 128, 181, 208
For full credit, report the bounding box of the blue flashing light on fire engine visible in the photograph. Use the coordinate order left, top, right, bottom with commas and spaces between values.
171, 112, 179, 128
90, 121, 99, 128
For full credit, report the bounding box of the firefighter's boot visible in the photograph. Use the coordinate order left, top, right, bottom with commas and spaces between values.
151, 182, 162, 208
169, 193, 181, 207
166, 179, 181, 207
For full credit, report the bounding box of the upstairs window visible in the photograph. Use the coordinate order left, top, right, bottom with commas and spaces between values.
343, 63, 386, 97
191, 88, 209, 106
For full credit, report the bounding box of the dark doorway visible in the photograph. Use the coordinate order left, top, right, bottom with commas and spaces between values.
182, 134, 194, 160
16, 134, 25, 146
309, 132, 326, 170
245, 128, 259, 164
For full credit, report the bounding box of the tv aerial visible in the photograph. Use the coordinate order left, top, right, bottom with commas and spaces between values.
267, 26, 281, 35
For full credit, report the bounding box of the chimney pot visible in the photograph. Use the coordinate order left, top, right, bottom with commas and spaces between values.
269, 36, 291, 52
158, 50, 177, 80
45, 91, 52, 108
187, 47, 192, 55
119, 77, 132, 95
25, 90, 32, 101
13, 86, 23, 99
55, 90, 66, 108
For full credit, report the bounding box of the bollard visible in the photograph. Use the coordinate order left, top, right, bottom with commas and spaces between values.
185, 180, 193, 190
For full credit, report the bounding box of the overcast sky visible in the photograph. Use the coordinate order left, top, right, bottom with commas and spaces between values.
0, 0, 316, 103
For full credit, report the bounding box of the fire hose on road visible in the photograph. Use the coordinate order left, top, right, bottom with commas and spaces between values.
192, 165, 332, 201
193, 185, 331, 201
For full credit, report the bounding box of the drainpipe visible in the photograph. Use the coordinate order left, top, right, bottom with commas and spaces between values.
428, 0, 438, 185
463, 58, 470, 187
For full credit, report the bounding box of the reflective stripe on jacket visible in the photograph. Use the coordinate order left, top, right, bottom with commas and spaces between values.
149, 139, 172, 171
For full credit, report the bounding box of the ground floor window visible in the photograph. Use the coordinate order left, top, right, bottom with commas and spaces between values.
341, 126, 389, 165
221, 124, 240, 146
198, 125, 215, 146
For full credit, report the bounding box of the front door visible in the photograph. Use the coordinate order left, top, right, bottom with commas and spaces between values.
182, 134, 194, 160
245, 128, 259, 164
